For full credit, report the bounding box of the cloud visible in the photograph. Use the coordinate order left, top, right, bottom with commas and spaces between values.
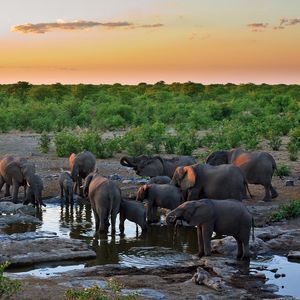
11, 20, 163, 34
247, 23, 268, 32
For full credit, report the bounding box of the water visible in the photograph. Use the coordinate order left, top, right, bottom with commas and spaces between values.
251, 255, 300, 298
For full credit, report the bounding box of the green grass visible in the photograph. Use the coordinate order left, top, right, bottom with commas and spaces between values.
269, 200, 300, 222
0, 262, 22, 298
275, 164, 292, 177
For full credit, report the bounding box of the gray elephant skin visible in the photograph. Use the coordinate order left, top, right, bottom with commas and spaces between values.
23, 174, 45, 208
148, 176, 171, 184
119, 199, 147, 233
120, 155, 196, 178
69, 151, 96, 197
59, 171, 74, 203
136, 184, 183, 223
0, 155, 36, 203
206, 148, 278, 202
166, 199, 253, 260
171, 164, 248, 201
84, 172, 121, 233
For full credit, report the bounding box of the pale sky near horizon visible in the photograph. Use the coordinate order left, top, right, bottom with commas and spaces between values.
0, 0, 299, 84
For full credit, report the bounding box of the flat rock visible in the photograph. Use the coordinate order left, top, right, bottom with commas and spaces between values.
0, 235, 96, 266
0, 213, 42, 228
287, 250, 300, 261
0, 201, 36, 215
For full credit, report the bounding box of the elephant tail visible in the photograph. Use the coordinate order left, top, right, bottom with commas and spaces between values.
245, 181, 253, 199
251, 217, 255, 242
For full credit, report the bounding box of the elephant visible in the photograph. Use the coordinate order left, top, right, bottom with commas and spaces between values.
171, 163, 249, 202
83, 172, 121, 234
206, 148, 278, 202
166, 199, 254, 260
136, 184, 183, 223
0, 155, 36, 203
119, 198, 147, 233
120, 155, 197, 178
69, 151, 96, 197
59, 171, 74, 203
23, 174, 45, 208
148, 176, 171, 184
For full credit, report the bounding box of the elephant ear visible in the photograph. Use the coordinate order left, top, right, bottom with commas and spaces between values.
69, 153, 76, 170
187, 200, 214, 226
180, 166, 196, 190
136, 185, 149, 201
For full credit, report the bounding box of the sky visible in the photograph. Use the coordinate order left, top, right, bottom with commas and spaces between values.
0, 0, 299, 84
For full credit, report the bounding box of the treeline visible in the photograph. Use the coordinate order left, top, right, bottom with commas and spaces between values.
1, 81, 300, 158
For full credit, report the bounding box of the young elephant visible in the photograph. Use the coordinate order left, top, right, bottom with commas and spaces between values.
83, 172, 121, 234
166, 199, 254, 260
59, 171, 74, 203
136, 184, 183, 223
119, 199, 147, 233
23, 174, 45, 208
148, 176, 171, 184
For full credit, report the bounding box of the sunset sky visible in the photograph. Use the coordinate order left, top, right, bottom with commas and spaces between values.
1, 0, 299, 84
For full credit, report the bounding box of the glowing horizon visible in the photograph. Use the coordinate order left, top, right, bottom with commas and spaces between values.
0, 0, 299, 84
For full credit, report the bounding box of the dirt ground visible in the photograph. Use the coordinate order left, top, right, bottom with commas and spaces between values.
1, 132, 300, 300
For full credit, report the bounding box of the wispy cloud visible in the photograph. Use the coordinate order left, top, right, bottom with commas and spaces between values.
11, 19, 164, 34
247, 23, 268, 32
248, 17, 300, 32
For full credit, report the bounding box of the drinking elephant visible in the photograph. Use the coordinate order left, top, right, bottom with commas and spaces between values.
119, 198, 147, 233
206, 148, 278, 202
59, 171, 74, 203
69, 151, 96, 197
23, 174, 45, 208
83, 172, 121, 234
120, 155, 196, 178
171, 163, 249, 202
0, 155, 36, 203
148, 176, 171, 184
166, 199, 254, 260
136, 184, 183, 223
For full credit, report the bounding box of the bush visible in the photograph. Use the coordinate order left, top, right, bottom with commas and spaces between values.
275, 164, 291, 177
287, 142, 298, 161
269, 200, 300, 222
164, 136, 179, 154
54, 131, 81, 157
38, 132, 50, 153
266, 130, 282, 151
0, 262, 22, 298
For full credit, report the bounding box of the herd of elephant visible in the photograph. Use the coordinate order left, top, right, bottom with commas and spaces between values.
0, 148, 279, 261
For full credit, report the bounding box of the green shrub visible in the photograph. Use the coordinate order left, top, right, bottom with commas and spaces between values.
266, 130, 282, 151
164, 136, 179, 154
54, 131, 81, 157
38, 132, 50, 153
287, 142, 298, 161
275, 164, 291, 177
269, 200, 300, 222
0, 262, 22, 298
64, 279, 137, 300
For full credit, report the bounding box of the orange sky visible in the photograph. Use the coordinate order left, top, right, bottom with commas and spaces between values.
0, 0, 299, 84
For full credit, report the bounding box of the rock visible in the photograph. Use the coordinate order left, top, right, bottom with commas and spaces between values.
260, 284, 279, 293
285, 180, 294, 186
0, 213, 42, 227
122, 288, 167, 300
287, 250, 300, 261
60, 279, 107, 289
0, 234, 96, 266
0, 201, 36, 215
122, 179, 132, 184
192, 267, 225, 291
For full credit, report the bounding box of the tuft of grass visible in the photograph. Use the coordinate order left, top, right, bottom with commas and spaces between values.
0, 262, 22, 298
275, 164, 291, 177
269, 200, 300, 222
38, 131, 51, 153
64, 279, 137, 300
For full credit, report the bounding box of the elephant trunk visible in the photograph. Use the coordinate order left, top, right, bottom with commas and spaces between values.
166, 211, 178, 225
120, 156, 136, 168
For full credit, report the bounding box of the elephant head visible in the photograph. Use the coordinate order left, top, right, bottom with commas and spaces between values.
166, 200, 214, 226
206, 151, 229, 165
171, 166, 196, 190
120, 155, 164, 177
136, 184, 149, 201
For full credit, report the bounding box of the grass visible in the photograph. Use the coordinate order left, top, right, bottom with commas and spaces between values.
269, 200, 300, 222
0, 262, 22, 298
275, 164, 292, 177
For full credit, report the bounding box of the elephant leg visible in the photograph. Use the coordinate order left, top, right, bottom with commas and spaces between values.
202, 224, 214, 256
241, 241, 250, 261
12, 179, 20, 203
235, 237, 243, 260
196, 225, 204, 257
262, 184, 271, 202
78, 177, 83, 197
60, 184, 64, 199
111, 209, 118, 234
99, 209, 109, 233
119, 212, 125, 233
93, 210, 100, 232
4, 184, 11, 197
270, 184, 278, 198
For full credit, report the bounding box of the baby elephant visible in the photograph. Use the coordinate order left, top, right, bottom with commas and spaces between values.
119, 199, 147, 233
59, 171, 74, 203
148, 176, 171, 184
23, 174, 45, 208
166, 199, 254, 261
136, 184, 183, 224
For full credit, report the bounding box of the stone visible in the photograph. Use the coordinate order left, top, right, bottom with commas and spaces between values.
285, 180, 294, 186
122, 288, 167, 300
287, 250, 300, 261
0, 201, 36, 215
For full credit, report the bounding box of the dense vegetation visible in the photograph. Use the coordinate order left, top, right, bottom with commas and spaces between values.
269, 200, 300, 222
0, 81, 299, 158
